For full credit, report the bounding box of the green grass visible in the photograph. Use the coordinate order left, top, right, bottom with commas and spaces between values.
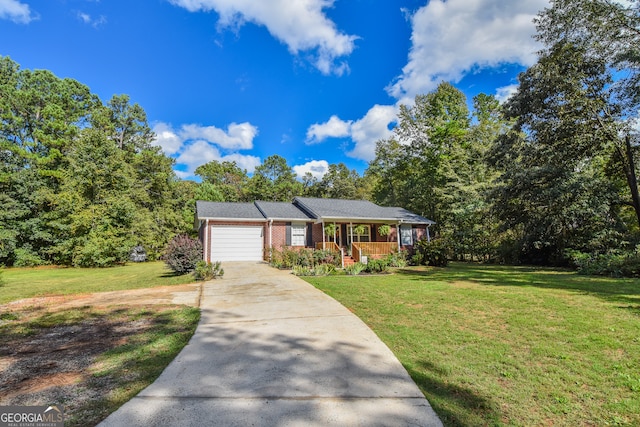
304, 262, 640, 426
0, 262, 196, 304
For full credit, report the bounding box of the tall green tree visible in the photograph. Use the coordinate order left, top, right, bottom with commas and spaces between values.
305, 163, 362, 200
488, 0, 640, 264
248, 155, 302, 201
368, 83, 505, 260
0, 57, 192, 266
491, 42, 627, 263
534, 0, 640, 228
195, 160, 249, 201
53, 129, 139, 266
0, 57, 99, 265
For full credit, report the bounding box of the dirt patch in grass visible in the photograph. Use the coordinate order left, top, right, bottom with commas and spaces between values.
0, 285, 202, 426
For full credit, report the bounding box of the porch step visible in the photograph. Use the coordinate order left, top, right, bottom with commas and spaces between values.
343, 256, 356, 266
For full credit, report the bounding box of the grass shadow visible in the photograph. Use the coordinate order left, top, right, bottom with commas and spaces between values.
398, 263, 640, 307
405, 360, 501, 427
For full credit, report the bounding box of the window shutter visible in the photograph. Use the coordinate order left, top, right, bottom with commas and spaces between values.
307, 223, 313, 247
286, 222, 291, 246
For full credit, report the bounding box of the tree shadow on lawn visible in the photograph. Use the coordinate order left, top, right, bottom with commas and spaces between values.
397, 263, 640, 309
405, 359, 501, 427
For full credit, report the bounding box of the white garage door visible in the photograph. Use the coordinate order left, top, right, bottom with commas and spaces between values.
210, 226, 264, 262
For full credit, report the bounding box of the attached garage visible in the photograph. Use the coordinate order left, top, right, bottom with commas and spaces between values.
210, 225, 264, 262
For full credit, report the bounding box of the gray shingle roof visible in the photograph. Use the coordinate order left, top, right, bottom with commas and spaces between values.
293, 197, 434, 224
254, 201, 314, 220
195, 198, 435, 225
195, 201, 266, 220
378, 207, 436, 225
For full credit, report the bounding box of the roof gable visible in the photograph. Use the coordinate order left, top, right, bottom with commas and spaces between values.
254, 201, 314, 220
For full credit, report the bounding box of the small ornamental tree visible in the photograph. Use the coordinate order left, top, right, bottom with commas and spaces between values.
164, 235, 202, 274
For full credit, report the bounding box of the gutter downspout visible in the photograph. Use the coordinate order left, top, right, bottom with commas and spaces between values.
269, 219, 273, 260
426, 224, 431, 242
205, 219, 210, 262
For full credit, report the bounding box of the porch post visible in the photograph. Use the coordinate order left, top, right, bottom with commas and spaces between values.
333, 222, 337, 245
397, 222, 401, 251
349, 222, 353, 246
322, 221, 325, 250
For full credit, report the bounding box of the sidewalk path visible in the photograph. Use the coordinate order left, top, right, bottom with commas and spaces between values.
99, 262, 443, 426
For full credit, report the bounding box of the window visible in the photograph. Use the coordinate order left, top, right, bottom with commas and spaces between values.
400, 225, 413, 246
291, 224, 306, 246
348, 224, 371, 244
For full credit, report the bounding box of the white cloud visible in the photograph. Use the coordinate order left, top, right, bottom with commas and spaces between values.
387, 0, 546, 100
306, 115, 351, 144
496, 84, 519, 103
293, 159, 329, 179
347, 105, 397, 161
77, 11, 107, 28
179, 122, 257, 150
152, 122, 183, 155
168, 0, 357, 75
0, 0, 33, 23
176, 140, 261, 177
152, 121, 260, 179
305, 104, 397, 162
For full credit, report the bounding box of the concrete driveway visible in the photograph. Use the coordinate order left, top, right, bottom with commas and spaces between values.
99, 262, 442, 426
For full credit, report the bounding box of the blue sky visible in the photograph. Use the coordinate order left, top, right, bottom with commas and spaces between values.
0, 0, 549, 180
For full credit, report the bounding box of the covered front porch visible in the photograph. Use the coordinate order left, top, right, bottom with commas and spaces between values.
314, 221, 430, 267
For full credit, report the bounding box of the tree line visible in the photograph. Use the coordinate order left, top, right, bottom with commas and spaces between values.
2, 0, 639, 270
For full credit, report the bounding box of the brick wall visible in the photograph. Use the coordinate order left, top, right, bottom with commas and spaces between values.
271, 222, 287, 251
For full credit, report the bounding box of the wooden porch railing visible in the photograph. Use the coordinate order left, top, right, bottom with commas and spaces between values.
352, 242, 397, 262
315, 242, 341, 253
352, 243, 362, 263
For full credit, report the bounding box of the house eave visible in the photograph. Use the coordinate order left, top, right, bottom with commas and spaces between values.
315, 216, 433, 224
198, 216, 268, 223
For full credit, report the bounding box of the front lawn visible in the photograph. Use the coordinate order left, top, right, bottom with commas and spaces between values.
0, 261, 196, 304
304, 263, 640, 426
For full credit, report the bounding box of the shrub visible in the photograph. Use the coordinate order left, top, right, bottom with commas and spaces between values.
344, 262, 366, 275
384, 250, 408, 268
193, 261, 224, 280
13, 247, 47, 267
364, 258, 390, 273
292, 265, 313, 276
292, 263, 336, 276
73, 234, 132, 267
410, 253, 423, 266
164, 234, 203, 274
567, 249, 640, 277
270, 247, 340, 269
313, 249, 340, 267
415, 238, 450, 267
